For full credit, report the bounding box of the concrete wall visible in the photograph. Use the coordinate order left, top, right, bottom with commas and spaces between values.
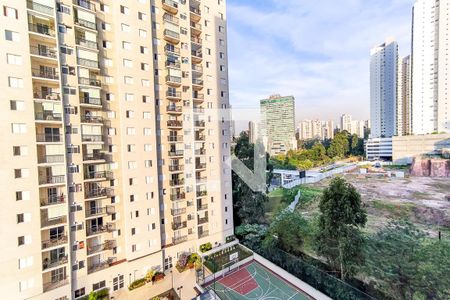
392, 133, 450, 164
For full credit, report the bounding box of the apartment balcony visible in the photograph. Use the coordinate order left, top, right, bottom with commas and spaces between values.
43, 275, 68, 292
192, 78, 204, 89
167, 120, 183, 128
191, 37, 202, 46
196, 177, 207, 184
169, 178, 185, 187
73, 0, 96, 11
197, 203, 208, 211
79, 77, 101, 87
85, 205, 115, 218
168, 150, 184, 157
82, 134, 103, 143
81, 115, 103, 124
190, 22, 202, 35
169, 164, 184, 172
192, 64, 203, 74
35, 112, 62, 122
75, 17, 97, 31
166, 90, 182, 100
36, 133, 63, 143
170, 193, 186, 201
193, 92, 204, 102
197, 190, 207, 197
41, 215, 67, 228
28, 23, 56, 38
43, 255, 68, 271
84, 171, 114, 181
171, 208, 186, 216
42, 235, 68, 250
193, 107, 205, 113
80, 96, 102, 107
83, 152, 108, 162
166, 60, 181, 69
77, 58, 99, 69
86, 224, 113, 237
88, 257, 117, 274
38, 154, 65, 164
194, 120, 205, 128
164, 29, 180, 44
172, 221, 187, 230
168, 135, 183, 143
30, 45, 57, 60
166, 75, 182, 86
189, 6, 202, 22
32, 68, 59, 81
172, 236, 188, 245
167, 105, 182, 114
39, 175, 65, 185
163, 13, 179, 25
87, 240, 116, 256
195, 148, 206, 156
85, 187, 114, 199
40, 194, 66, 207
195, 133, 206, 141
76, 37, 98, 50
162, 0, 178, 14
191, 50, 203, 63
33, 91, 60, 101
198, 217, 209, 225
27, 0, 54, 16
199, 230, 209, 238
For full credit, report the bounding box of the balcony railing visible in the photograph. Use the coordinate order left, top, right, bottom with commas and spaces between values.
75, 18, 97, 30
43, 277, 69, 292
39, 175, 65, 185
199, 230, 209, 238
190, 22, 202, 32
168, 150, 184, 157
166, 75, 182, 84
167, 120, 183, 127
81, 115, 103, 124
190, 6, 201, 16
164, 29, 180, 41
163, 13, 179, 25
169, 179, 185, 186
76, 37, 98, 49
42, 235, 68, 250
43, 255, 68, 271
166, 90, 181, 99
192, 78, 204, 86
27, 0, 54, 15
172, 221, 187, 230
32, 68, 59, 80
194, 121, 205, 127
198, 217, 209, 225
193, 107, 205, 113
82, 135, 103, 142
197, 204, 208, 211
193, 93, 204, 100
73, 0, 96, 11
196, 177, 207, 184
83, 152, 107, 161
77, 58, 99, 68
191, 38, 202, 45
86, 223, 115, 236
197, 190, 207, 197
28, 23, 55, 37
196, 163, 207, 170
87, 240, 116, 255
85, 171, 113, 180
80, 96, 102, 106
41, 215, 67, 228
195, 148, 206, 155
38, 154, 65, 164
171, 208, 186, 216
33, 92, 60, 101
162, 0, 178, 12
30, 45, 57, 59
79, 77, 101, 87
85, 188, 114, 199
168, 136, 183, 142
170, 193, 186, 201
166, 61, 181, 69
36, 134, 62, 143
88, 257, 117, 274
40, 194, 66, 207
169, 165, 184, 172
165, 46, 180, 55
167, 105, 182, 113
35, 112, 62, 122
173, 236, 188, 245
195, 134, 206, 141
192, 65, 203, 73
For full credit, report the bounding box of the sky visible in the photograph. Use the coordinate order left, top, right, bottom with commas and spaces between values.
227, 0, 414, 131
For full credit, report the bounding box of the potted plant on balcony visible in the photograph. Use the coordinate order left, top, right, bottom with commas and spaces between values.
145, 269, 156, 283
153, 272, 165, 282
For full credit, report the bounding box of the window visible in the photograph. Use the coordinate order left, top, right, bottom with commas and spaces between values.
126, 127, 136, 135
144, 144, 152, 152
139, 29, 147, 38
121, 23, 130, 32
4, 30, 19, 42
60, 46, 73, 55
132, 244, 137, 252
140, 46, 149, 54
13, 146, 28, 156
113, 275, 124, 291
125, 93, 134, 102
143, 128, 152, 136
127, 144, 135, 152
19, 257, 33, 269
11, 123, 27, 134
145, 160, 152, 168
93, 280, 106, 291
138, 12, 147, 20
128, 161, 137, 169
8, 77, 23, 88
6, 53, 22, 65
141, 79, 150, 87
123, 59, 133, 68
57, 3, 70, 14
126, 110, 134, 118
10, 100, 25, 111
141, 63, 149, 71
120, 5, 129, 15
143, 112, 151, 119
3, 6, 18, 18
74, 288, 85, 298
19, 279, 34, 292
103, 40, 112, 49
219, 25, 224, 32
102, 22, 111, 31
104, 58, 113, 67
17, 213, 31, 223
100, 3, 109, 13
124, 76, 134, 84
143, 95, 151, 103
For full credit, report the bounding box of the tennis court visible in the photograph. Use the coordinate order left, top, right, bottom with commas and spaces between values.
205, 261, 312, 300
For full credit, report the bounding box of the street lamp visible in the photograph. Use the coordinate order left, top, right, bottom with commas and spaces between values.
177, 286, 183, 299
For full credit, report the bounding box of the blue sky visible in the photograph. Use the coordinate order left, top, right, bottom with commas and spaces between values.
227, 0, 414, 128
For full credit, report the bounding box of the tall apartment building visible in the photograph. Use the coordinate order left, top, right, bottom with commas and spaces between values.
398, 55, 412, 136
340, 114, 353, 133
248, 121, 258, 144
298, 119, 334, 141
412, 0, 450, 134
260, 95, 296, 154
370, 38, 398, 138
0, 0, 233, 299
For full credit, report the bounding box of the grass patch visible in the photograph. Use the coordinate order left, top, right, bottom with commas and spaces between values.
411, 191, 431, 200
371, 200, 416, 219
383, 164, 411, 171
268, 188, 284, 198
204, 244, 253, 273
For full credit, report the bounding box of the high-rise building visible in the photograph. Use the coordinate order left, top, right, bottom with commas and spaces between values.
411, 0, 450, 134
260, 95, 296, 154
370, 38, 398, 138
351, 120, 366, 138
340, 114, 353, 133
398, 55, 412, 136
298, 119, 334, 141
248, 121, 259, 144
322, 120, 334, 140
0, 0, 233, 299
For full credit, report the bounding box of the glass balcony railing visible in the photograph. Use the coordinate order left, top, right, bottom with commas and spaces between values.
27, 0, 54, 15
28, 23, 55, 37
73, 0, 96, 11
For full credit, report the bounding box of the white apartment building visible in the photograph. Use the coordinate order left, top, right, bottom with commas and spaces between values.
0, 0, 233, 299
340, 114, 353, 133
412, 0, 450, 134
397, 55, 411, 136
298, 119, 334, 140
370, 38, 398, 138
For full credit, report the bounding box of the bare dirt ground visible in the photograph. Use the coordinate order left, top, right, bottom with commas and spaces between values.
303, 174, 450, 237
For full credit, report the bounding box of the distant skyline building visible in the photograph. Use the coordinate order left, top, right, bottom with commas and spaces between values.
260, 95, 296, 154
298, 119, 334, 140
340, 114, 353, 133
248, 121, 259, 144
398, 55, 412, 136
411, 0, 450, 134
370, 38, 398, 138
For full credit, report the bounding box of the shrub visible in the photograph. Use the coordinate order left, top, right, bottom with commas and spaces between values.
200, 242, 212, 253
226, 235, 236, 243
145, 269, 156, 282
188, 253, 200, 264
128, 278, 146, 291
177, 253, 189, 269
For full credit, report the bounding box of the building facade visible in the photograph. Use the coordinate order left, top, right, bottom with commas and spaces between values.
260, 95, 296, 154
0, 0, 233, 299
298, 119, 334, 141
370, 38, 398, 138
340, 114, 353, 133
412, 0, 450, 134
248, 121, 258, 144
398, 55, 411, 136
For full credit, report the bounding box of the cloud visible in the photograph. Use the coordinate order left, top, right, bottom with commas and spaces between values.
227, 0, 414, 130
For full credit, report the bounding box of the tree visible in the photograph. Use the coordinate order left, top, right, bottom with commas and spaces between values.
365, 220, 450, 300
311, 142, 327, 161
235, 223, 268, 250
349, 134, 364, 156
327, 132, 349, 158
314, 177, 367, 279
